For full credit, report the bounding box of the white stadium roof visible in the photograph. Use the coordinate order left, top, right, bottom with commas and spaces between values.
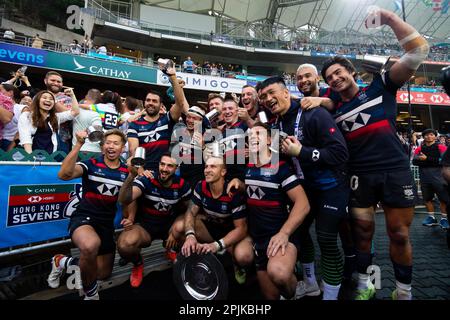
142, 0, 450, 42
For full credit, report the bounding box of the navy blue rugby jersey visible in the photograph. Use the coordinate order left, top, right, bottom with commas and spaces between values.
245, 160, 301, 242
133, 175, 191, 225
332, 71, 409, 174
127, 113, 176, 170
75, 157, 129, 222
220, 121, 248, 180
192, 180, 246, 228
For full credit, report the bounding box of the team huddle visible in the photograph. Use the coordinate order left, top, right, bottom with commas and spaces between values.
46, 8, 432, 300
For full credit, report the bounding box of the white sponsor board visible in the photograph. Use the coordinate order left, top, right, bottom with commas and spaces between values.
157, 70, 247, 93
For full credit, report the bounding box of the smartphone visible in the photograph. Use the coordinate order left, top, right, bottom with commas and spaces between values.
18, 66, 27, 74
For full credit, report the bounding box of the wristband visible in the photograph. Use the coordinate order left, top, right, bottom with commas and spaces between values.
214, 241, 222, 251
185, 230, 195, 237
219, 238, 226, 250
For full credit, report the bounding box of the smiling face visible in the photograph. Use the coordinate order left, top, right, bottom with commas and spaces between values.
249, 125, 270, 154
186, 113, 203, 131
296, 67, 320, 96
223, 100, 239, 125
144, 93, 162, 117
208, 97, 224, 121
258, 83, 290, 116
45, 75, 63, 94
241, 86, 258, 112
324, 63, 357, 94
204, 156, 226, 184
38, 92, 56, 112
158, 155, 178, 183
102, 134, 125, 162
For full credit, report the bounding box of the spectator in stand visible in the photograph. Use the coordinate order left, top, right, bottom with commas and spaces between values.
413, 128, 448, 230
80, 90, 123, 130
3, 28, 15, 42
439, 135, 447, 146
73, 89, 103, 155
2, 84, 29, 152
31, 34, 43, 49
0, 84, 16, 151
211, 64, 219, 77
18, 89, 79, 154
183, 56, 195, 73
120, 96, 142, 130
97, 45, 108, 55
69, 39, 82, 55
5, 69, 36, 98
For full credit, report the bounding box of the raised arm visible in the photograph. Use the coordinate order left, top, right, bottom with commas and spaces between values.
165, 66, 189, 120
58, 131, 87, 180
118, 166, 143, 205
366, 8, 429, 86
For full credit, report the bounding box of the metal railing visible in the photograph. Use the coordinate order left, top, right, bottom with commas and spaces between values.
84, 0, 449, 63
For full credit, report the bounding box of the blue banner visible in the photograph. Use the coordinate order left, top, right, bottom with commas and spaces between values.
0, 164, 123, 249
0, 43, 47, 66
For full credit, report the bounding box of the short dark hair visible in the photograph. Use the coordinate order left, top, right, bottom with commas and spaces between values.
321, 56, 357, 84
207, 93, 224, 105
45, 71, 62, 79
102, 129, 127, 145
242, 84, 256, 91
257, 76, 287, 92
1, 83, 20, 102
146, 90, 162, 103
125, 96, 139, 111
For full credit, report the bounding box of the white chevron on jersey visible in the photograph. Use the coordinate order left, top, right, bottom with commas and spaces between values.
246, 185, 266, 200
97, 183, 120, 196
88, 175, 124, 187
245, 179, 279, 189
335, 96, 383, 124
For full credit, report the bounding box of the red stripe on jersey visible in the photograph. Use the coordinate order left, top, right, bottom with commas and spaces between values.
150, 178, 162, 188
133, 120, 149, 125
95, 162, 107, 168
218, 195, 232, 202
143, 207, 170, 216
321, 88, 331, 98
85, 192, 117, 202
346, 119, 391, 140
247, 198, 280, 207
202, 180, 212, 198
171, 178, 185, 189
118, 167, 129, 173
141, 140, 169, 149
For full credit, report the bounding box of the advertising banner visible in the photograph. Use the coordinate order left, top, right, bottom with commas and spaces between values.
397, 91, 450, 106
156, 70, 247, 93
0, 43, 47, 67
0, 164, 123, 249
46, 51, 157, 84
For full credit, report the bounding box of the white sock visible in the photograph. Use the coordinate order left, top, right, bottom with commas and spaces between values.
322, 281, 341, 300
395, 281, 412, 299
302, 263, 317, 285
357, 273, 370, 290
57, 256, 69, 270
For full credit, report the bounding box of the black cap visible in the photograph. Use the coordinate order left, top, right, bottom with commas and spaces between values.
422, 128, 437, 136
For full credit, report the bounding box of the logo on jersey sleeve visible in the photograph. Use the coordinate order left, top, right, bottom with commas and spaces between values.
312, 150, 320, 162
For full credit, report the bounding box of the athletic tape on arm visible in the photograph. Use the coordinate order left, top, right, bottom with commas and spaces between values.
398, 33, 430, 70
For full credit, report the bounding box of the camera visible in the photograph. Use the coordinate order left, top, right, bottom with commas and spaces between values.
157, 58, 175, 75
